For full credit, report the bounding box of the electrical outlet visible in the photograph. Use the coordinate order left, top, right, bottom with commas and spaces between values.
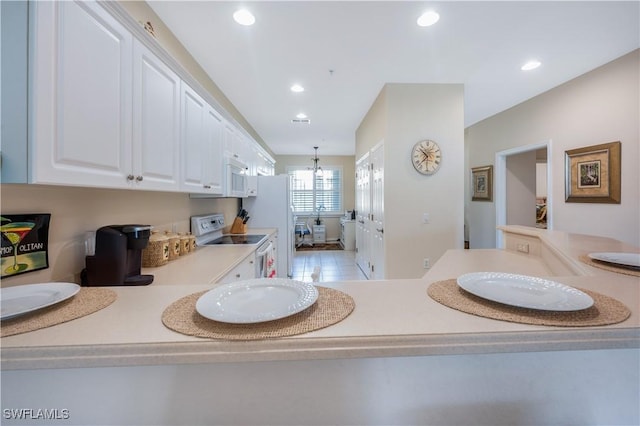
423, 258, 430, 269
517, 243, 530, 253
422, 213, 430, 224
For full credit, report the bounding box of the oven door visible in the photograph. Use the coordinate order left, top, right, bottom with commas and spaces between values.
226, 158, 248, 198
255, 240, 277, 278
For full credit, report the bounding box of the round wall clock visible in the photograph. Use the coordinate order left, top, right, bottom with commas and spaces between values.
411, 139, 442, 175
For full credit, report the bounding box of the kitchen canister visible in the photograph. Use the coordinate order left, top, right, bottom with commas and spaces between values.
188, 232, 196, 252
179, 233, 191, 256
142, 231, 170, 267
164, 230, 181, 260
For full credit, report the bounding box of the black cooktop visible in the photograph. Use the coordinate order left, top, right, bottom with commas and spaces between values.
205, 234, 266, 245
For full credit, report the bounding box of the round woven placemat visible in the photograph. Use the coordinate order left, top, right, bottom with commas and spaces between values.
1, 287, 117, 337
162, 286, 355, 340
427, 279, 630, 327
578, 254, 640, 277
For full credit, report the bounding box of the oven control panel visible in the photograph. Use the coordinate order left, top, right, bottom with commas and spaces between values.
190, 213, 225, 238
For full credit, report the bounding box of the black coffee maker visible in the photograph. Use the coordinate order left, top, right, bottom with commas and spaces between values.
81, 225, 154, 286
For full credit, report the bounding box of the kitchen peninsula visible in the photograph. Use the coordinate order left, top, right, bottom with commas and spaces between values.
1, 226, 638, 425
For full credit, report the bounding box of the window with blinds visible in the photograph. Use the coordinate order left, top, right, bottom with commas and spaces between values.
288, 167, 343, 214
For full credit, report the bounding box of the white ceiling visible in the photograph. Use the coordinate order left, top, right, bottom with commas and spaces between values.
147, 1, 639, 156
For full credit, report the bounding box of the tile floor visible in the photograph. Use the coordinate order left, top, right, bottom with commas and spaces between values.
291, 249, 368, 283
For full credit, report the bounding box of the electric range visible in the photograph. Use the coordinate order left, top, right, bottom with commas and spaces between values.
190, 213, 267, 246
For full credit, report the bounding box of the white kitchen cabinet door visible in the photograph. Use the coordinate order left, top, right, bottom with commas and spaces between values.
181, 82, 224, 195
216, 254, 256, 284
31, 0, 133, 187
202, 107, 224, 195
246, 142, 259, 177
223, 123, 250, 165
132, 40, 181, 191
237, 134, 251, 166
223, 122, 237, 159
180, 82, 208, 192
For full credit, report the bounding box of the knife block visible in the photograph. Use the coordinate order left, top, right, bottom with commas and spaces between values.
230, 217, 247, 234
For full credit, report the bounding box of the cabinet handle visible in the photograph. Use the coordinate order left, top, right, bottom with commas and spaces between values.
136, 175, 144, 182
127, 174, 135, 181
203, 185, 211, 189
235, 273, 241, 278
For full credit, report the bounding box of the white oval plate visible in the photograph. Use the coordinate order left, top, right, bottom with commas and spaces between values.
1, 282, 81, 320
196, 278, 319, 324
456, 272, 593, 311
588, 252, 640, 269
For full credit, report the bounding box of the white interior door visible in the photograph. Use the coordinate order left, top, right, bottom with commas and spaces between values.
370, 142, 385, 280
355, 153, 370, 278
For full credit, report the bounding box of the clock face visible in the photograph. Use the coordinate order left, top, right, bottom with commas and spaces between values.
411, 140, 442, 175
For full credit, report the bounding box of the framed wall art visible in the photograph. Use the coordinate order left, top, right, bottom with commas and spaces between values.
1, 213, 51, 278
565, 141, 621, 203
471, 165, 493, 202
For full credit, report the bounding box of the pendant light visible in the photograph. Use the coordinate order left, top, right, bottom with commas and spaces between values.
309, 146, 323, 175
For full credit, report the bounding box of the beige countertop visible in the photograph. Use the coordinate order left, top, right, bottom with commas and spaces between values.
1, 227, 638, 370
143, 228, 276, 285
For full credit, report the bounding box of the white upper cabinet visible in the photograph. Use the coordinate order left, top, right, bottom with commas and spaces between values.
180, 82, 208, 192
31, 1, 181, 191
223, 123, 238, 160
203, 107, 224, 195
26, 0, 266, 196
31, 0, 133, 187
255, 149, 276, 176
180, 82, 224, 195
132, 39, 181, 191
223, 123, 252, 166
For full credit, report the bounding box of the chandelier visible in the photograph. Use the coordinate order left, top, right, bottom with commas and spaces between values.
309, 146, 323, 175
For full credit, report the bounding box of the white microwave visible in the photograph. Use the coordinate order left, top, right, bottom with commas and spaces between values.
226, 157, 248, 198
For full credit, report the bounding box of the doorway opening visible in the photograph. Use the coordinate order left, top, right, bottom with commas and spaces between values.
495, 140, 552, 248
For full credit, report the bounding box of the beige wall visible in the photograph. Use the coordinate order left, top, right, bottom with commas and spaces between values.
357, 83, 465, 279
274, 155, 356, 242
355, 87, 387, 160
466, 49, 640, 247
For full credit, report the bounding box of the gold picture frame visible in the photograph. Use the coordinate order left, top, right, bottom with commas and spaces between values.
471, 165, 493, 201
565, 141, 621, 203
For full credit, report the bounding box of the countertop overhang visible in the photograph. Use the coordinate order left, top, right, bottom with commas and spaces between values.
1, 227, 638, 370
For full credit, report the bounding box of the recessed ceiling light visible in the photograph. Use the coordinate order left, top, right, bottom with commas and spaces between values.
290, 84, 305, 93
233, 9, 255, 26
521, 60, 542, 71
417, 11, 440, 27
296, 113, 308, 119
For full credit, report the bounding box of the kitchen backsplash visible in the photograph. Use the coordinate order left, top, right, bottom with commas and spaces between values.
0, 184, 240, 286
